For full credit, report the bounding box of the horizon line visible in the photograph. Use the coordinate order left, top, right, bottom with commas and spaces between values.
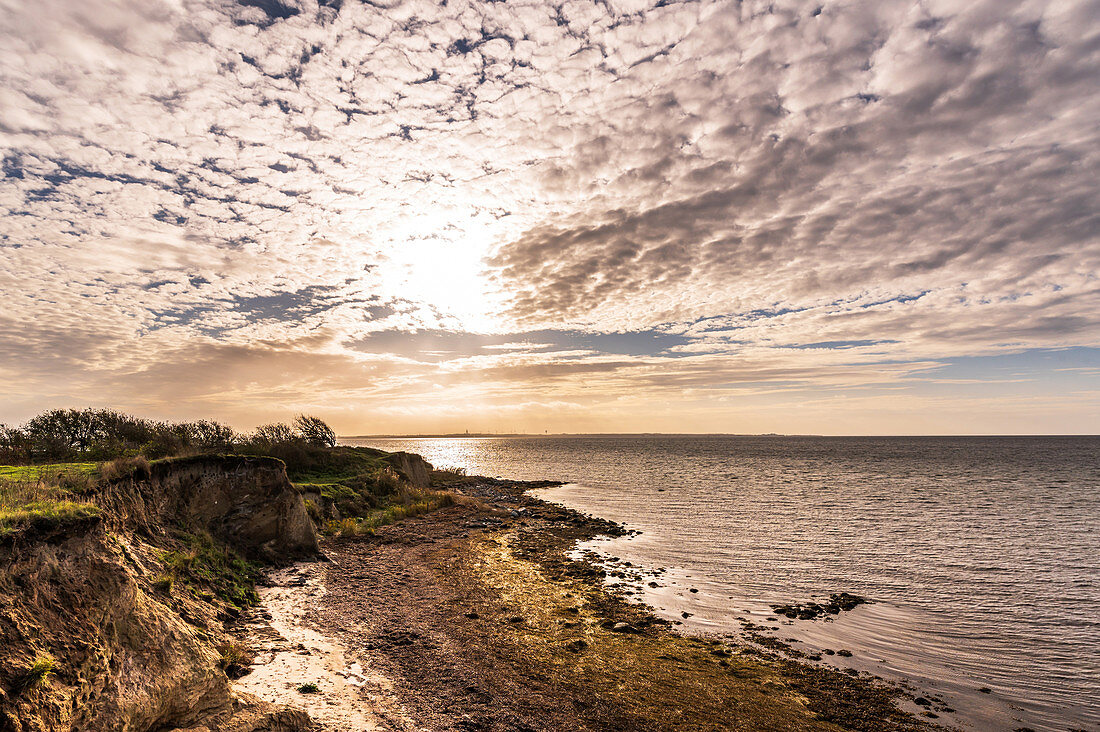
340, 432, 1100, 439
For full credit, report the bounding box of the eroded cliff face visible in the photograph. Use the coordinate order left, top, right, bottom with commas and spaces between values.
381, 452, 433, 490
98, 456, 318, 562
0, 457, 318, 732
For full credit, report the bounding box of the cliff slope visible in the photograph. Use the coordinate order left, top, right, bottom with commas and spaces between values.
0, 457, 319, 732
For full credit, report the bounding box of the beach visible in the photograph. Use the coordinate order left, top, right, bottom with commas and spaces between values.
237, 477, 936, 732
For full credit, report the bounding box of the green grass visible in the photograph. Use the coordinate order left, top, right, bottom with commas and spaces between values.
11, 655, 56, 695
281, 445, 389, 484
303, 498, 322, 523
295, 482, 358, 502
0, 501, 101, 539
159, 532, 260, 609
0, 463, 99, 482
294, 456, 414, 525
0, 466, 102, 539
296, 682, 320, 694
285, 447, 456, 537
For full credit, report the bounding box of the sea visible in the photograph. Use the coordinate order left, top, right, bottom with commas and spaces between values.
344, 435, 1100, 732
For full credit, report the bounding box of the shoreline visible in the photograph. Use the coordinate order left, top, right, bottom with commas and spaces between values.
240, 478, 940, 732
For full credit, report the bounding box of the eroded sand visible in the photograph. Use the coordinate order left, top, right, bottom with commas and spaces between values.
233, 562, 412, 732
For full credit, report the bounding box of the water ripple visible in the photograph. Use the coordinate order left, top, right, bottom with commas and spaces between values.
348, 435, 1100, 732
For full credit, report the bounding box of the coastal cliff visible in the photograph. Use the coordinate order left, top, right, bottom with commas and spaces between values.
0, 457, 318, 732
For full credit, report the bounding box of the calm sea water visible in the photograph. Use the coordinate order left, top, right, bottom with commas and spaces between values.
345, 435, 1100, 732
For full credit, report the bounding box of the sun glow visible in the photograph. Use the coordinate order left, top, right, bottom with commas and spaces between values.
379, 207, 513, 334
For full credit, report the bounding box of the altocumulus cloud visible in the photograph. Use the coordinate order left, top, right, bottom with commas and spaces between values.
0, 0, 1098, 433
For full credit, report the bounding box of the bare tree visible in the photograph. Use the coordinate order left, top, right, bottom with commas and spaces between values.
252, 422, 297, 445
294, 414, 336, 447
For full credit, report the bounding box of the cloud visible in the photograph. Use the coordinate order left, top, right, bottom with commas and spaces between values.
0, 0, 1097, 432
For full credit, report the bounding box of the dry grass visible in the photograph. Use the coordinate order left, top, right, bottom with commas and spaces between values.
438, 465, 467, 476
217, 640, 254, 679
0, 468, 101, 539
98, 456, 150, 481
430, 466, 480, 488
327, 489, 455, 537
0, 480, 66, 508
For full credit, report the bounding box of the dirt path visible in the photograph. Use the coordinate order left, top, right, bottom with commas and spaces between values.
232, 562, 413, 732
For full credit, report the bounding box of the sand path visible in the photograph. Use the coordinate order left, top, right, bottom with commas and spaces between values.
233, 561, 413, 732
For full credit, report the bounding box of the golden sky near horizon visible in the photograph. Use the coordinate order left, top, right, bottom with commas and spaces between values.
1, 0, 1099, 435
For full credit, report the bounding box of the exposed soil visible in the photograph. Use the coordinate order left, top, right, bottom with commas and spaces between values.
286, 480, 941, 732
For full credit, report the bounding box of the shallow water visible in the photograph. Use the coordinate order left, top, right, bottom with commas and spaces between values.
346, 435, 1100, 732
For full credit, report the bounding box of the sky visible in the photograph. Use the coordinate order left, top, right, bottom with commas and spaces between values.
1, 0, 1098, 435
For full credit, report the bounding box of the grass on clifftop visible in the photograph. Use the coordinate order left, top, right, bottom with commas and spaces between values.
0, 501, 101, 540
0, 464, 101, 539
284, 445, 390, 484
284, 446, 458, 535
0, 464, 99, 482
2, 444, 451, 543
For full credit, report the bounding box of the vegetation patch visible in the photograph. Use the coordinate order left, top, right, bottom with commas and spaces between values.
429, 466, 479, 489
10, 655, 56, 696
159, 531, 260, 609
0, 500, 101, 539
0, 468, 102, 540
97, 456, 151, 481
293, 452, 450, 533
151, 573, 174, 595
327, 489, 455, 537
281, 446, 390, 485
216, 641, 254, 679
296, 682, 320, 694
0, 463, 98, 482
302, 498, 322, 523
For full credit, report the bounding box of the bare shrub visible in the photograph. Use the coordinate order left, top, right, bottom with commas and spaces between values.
294, 415, 336, 448
99, 456, 150, 481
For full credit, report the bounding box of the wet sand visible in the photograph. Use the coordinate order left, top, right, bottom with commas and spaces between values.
239, 480, 942, 732
232, 564, 412, 731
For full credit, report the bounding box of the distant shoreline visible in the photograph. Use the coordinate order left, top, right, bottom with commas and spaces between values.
344, 432, 788, 438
